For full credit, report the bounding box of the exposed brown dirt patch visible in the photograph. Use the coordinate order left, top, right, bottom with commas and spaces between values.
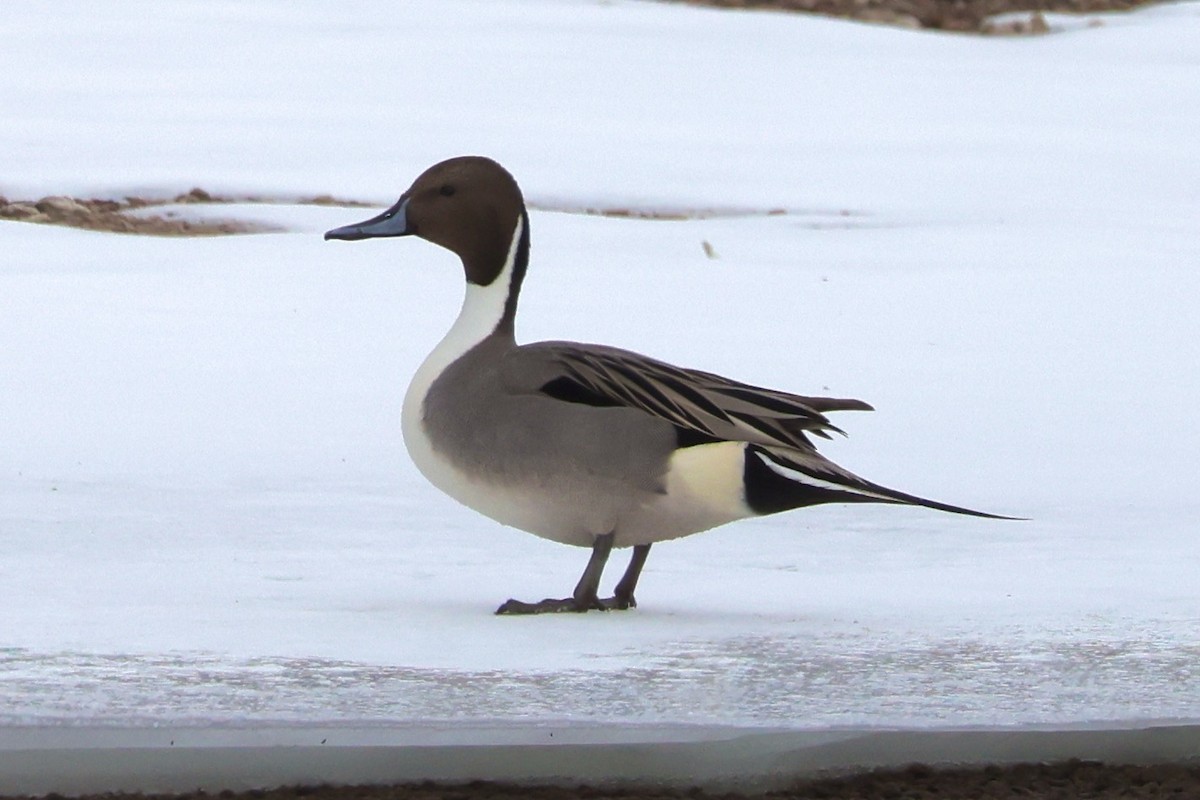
669, 0, 1163, 33
783, 759, 1200, 798
536, 203, 793, 220
0, 190, 371, 237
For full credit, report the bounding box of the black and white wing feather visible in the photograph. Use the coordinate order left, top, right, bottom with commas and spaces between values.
501, 341, 872, 451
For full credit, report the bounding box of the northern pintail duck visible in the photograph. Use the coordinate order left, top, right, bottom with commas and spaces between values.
326, 156, 1009, 614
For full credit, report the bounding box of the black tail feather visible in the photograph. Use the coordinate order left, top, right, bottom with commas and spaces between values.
744, 445, 1022, 520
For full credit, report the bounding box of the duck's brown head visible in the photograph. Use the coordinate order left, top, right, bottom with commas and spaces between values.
325, 156, 526, 287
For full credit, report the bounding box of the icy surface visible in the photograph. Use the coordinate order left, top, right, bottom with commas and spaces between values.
2, 1, 1199, 732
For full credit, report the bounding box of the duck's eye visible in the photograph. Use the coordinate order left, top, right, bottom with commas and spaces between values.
439, 184, 456, 197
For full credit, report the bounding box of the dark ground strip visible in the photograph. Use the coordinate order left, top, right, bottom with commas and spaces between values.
8, 761, 1200, 800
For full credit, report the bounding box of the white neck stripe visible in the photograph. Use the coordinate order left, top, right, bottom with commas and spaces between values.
407, 216, 525, 401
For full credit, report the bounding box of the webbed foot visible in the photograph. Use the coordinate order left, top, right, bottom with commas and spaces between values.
496, 595, 605, 615
495, 593, 637, 614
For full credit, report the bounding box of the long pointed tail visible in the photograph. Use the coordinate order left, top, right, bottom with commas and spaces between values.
744, 444, 1022, 520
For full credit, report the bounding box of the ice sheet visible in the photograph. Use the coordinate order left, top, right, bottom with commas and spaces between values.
1, 0, 1198, 742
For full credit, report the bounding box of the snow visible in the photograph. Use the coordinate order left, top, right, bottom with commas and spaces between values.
2, 0, 1200, 757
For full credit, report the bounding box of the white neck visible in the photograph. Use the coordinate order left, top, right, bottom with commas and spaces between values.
403, 216, 524, 414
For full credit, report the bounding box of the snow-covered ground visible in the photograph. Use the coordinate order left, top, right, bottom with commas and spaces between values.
2, 0, 1199, 758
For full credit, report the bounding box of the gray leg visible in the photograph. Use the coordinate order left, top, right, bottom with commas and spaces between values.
496, 533, 615, 615
571, 531, 615, 607
601, 544, 650, 610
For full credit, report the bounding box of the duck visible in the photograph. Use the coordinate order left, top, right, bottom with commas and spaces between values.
325, 156, 1011, 615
